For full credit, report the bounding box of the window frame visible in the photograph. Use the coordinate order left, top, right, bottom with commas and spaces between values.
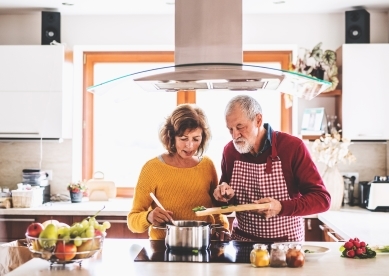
82, 50, 292, 197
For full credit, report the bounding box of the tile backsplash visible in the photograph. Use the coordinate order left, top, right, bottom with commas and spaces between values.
0, 139, 387, 197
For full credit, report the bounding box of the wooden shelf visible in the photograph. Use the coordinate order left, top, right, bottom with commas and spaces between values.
317, 89, 341, 97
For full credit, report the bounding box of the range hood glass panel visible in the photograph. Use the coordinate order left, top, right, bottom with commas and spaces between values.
87, 63, 331, 100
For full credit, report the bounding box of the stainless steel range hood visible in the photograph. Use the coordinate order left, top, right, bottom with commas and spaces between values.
88, 0, 331, 100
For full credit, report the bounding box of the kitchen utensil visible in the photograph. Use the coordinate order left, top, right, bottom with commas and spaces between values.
85, 171, 116, 201
194, 203, 271, 216
149, 192, 177, 226
301, 245, 330, 261
156, 220, 219, 251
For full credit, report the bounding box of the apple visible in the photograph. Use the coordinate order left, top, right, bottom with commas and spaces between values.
26, 222, 44, 238
54, 241, 77, 261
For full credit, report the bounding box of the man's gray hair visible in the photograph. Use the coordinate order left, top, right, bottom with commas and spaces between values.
225, 95, 262, 120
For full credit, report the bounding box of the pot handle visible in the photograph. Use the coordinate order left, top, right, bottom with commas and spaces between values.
210, 224, 223, 229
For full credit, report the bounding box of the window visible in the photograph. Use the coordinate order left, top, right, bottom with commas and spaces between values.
82, 51, 292, 195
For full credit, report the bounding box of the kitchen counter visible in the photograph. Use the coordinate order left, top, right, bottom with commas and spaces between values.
6, 239, 389, 276
0, 198, 133, 216
318, 206, 389, 245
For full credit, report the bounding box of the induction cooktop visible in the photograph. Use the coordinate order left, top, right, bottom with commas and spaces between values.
134, 240, 272, 263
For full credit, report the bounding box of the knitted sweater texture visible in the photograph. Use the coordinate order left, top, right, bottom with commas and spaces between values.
127, 156, 229, 240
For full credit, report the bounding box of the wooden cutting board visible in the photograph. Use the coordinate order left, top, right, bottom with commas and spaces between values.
194, 203, 271, 216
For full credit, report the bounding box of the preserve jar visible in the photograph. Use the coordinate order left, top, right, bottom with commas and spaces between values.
269, 243, 287, 267
250, 243, 270, 267
286, 244, 305, 268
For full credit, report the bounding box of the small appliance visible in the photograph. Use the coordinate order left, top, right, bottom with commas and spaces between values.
22, 169, 50, 204
359, 176, 389, 212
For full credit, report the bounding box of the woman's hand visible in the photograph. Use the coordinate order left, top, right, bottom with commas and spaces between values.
213, 182, 235, 202
147, 207, 174, 226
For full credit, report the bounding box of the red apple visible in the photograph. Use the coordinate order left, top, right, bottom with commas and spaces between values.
54, 241, 77, 261
26, 222, 44, 238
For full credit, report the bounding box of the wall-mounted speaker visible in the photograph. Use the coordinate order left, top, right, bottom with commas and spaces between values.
41, 11, 61, 45
345, 9, 370, 44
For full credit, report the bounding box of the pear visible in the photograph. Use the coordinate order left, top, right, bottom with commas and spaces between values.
38, 223, 58, 249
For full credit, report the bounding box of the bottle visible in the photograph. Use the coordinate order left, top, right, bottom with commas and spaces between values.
269, 243, 287, 267
286, 244, 305, 268
250, 243, 270, 267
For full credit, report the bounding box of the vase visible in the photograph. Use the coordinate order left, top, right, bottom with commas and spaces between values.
69, 191, 83, 203
321, 166, 344, 211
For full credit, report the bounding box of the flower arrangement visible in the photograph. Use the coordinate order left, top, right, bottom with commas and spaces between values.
292, 42, 339, 92
311, 129, 356, 168
67, 180, 87, 193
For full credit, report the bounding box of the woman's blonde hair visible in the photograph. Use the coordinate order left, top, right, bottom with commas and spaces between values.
159, 104, 211, 156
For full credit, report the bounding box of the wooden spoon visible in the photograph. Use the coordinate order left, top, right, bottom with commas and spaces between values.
149, 192, 177, 226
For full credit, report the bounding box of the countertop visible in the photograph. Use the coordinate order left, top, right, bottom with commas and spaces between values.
6, 239, 389, 276
2, 199, 389, 246
0, 198, 133, 216
318, 206, 389, 246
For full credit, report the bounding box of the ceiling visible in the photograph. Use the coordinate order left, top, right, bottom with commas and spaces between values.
0, 0, 388, 15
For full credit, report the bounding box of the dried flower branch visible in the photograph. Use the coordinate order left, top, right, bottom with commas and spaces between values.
311, 129, 356, 168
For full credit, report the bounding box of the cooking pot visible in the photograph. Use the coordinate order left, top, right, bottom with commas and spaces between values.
155, 220, 220, 251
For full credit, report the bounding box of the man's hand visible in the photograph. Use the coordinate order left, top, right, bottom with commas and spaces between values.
253, 197, 282, 219
147, 207, 174, 226
213, 182, 235, 202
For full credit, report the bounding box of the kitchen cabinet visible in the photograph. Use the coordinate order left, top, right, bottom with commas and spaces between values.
319, 223, 345, 242
304, 218, 322, 241
0, 45, 65, 140
0, 214, 148, 242
336, 44, 389, 140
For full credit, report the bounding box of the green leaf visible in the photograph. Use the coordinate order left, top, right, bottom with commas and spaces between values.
339, 245, 345, 252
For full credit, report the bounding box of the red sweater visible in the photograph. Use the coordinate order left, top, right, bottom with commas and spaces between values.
220, 128, 331, 216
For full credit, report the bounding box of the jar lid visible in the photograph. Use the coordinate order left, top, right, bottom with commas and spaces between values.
253, 243, 268, 250
271, 243, 285, 250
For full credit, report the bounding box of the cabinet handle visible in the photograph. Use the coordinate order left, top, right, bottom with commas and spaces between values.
318, 225, 325, 231
0, 132, 40, 135
307, 219, 312, 230
326, 231, 345, 242
96, 219, 127, 224
0, 218, 35, 222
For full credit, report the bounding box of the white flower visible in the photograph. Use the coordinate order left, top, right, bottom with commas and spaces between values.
311, 130, 356, 168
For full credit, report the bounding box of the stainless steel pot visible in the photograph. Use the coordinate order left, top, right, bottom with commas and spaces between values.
156, 220, 218, 251
165, 249, 210, 262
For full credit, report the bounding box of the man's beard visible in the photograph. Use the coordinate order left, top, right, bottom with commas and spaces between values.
233, 138, 252, 154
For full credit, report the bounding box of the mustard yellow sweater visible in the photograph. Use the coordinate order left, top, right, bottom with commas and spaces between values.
127, 156, 229, 240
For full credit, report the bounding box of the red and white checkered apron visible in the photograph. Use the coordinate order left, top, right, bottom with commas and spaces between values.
230, 132, 304, 242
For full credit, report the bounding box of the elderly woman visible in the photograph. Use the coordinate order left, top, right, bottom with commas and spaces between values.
128, 104, 229, 240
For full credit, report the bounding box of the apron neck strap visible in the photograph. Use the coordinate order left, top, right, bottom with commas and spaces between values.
265, 131, 279, 174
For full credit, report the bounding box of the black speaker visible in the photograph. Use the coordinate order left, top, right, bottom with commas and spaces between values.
345, 9, 370, 44
41, 11, 61, 45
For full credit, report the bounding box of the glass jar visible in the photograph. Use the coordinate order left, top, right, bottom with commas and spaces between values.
269, 243, 287, 267
250, 243, 270, 267
286, 244, 305, 268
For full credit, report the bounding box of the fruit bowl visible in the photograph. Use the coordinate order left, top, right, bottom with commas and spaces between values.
25, 234, 105, 266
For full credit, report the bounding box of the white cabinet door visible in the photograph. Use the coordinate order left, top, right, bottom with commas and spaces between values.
0, 91, 61, 139
0, 45, 64, 139
340, 44, 389, 140
0, 45, 63, 92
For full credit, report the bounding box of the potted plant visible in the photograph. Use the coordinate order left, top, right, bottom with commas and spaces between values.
67, 181, 87, 203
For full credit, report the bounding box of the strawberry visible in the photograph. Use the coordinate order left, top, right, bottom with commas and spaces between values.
344, 241, 353, 250
346, 250, 355, 258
